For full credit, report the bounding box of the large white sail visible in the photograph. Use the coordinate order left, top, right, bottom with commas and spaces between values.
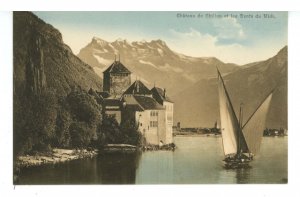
242, 92, 273, 155
218, 71, 240, 156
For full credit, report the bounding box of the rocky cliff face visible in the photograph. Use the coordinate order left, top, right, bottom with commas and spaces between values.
13, 12, 102, 97
78, 37, 239, 96
13, 12, 104, 156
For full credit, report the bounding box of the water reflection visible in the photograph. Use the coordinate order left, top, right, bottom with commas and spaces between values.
136, 151, 174, 184
17, 152, 141, 185
17, 137, 287, 184
96, 152, 141, 184
235, 168, 251, 184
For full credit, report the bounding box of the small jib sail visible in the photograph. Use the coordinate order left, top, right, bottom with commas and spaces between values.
217, 68, 273, 159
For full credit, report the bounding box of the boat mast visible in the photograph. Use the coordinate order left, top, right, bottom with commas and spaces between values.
238, 103, 244, 155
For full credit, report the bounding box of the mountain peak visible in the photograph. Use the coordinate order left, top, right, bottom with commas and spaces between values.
92, 37, 109, 46
115, 38, 128, 43
277, 45, 287, 57
153, 39, 166, 46
113, 38, 130, 45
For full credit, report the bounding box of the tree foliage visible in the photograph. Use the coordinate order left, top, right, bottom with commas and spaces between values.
99, 115, 122, 144
120, 119, 143, 146
51, 87, 102, 148
14, 87, 103, 155
14, 89, 58, 155
14, 86, 142, 156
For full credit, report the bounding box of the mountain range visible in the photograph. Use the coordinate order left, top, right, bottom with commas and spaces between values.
78, 37, 239, 95
173, 46, 287, 128
78, 37, 287, 128
13, 11, 286, 129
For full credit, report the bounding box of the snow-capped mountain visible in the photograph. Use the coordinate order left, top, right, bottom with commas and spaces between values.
78, 37, 239, 96
77, 37, 286, 129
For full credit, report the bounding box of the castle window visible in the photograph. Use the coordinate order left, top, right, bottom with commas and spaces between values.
150, 111, 158, 117
150, 121, 158, 127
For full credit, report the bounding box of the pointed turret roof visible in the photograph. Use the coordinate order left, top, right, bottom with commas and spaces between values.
123, 80, 152, 95
103, 60, 131, 74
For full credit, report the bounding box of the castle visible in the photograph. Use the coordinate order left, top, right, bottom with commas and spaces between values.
96, 59, 174, 145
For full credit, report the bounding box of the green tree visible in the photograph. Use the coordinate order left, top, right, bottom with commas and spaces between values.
69, 122, 95, 148
30, 90, 58, 152
14, 89, 58, 155
54, 98, 72, 148
66, 88, 101, 126
121, 119, 143, 146
66, 88, 102, 148
100, 114, 122, 144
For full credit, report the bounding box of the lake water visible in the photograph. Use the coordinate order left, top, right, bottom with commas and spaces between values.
17, 136, 287, 184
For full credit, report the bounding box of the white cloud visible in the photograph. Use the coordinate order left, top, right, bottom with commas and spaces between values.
166, 28, 285, 65
57, 23, 285, 65
213, 17, 246, 41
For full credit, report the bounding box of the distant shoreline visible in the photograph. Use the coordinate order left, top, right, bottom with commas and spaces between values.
173, 132, 221, 137
173, 132, 288, 137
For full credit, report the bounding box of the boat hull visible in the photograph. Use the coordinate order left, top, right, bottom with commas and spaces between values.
223, 157, 252, 169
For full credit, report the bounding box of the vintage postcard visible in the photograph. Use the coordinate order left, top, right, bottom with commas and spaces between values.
13, 11, 287, 184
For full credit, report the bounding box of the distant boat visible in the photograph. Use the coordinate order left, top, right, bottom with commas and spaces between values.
217, 68, 273, 169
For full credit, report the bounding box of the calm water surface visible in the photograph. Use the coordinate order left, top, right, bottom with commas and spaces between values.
17, 136, 287, 184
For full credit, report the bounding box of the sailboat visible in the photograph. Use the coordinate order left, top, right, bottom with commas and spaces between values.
217, 68, 273, 169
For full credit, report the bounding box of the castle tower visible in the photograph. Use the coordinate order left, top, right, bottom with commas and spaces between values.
103, 60, 131, 96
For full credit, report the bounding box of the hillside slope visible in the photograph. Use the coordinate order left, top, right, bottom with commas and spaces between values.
13, 12, 103, 156
14, 12, 102, 97
173, 46, 287, 128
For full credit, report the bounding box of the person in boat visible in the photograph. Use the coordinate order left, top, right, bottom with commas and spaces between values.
224, 154, 235, 162
159, 140, 164, 148
249, 153, 254, 160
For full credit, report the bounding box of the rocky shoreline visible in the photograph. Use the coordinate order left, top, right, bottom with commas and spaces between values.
16, 148, 98, 168
15, 143, 177, 169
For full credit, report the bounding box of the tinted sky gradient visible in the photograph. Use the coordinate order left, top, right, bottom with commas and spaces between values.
34, 11, 287, 65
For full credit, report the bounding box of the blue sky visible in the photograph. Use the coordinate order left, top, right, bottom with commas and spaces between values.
34, 11, 287, 65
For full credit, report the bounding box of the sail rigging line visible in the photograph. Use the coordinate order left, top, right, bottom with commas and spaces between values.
216, 68, 239, 128
240, 89, 274, 155
217, 67, 249, 155
217, 67, 240, 155
217, 67, 238, 156
239, 103, 244, 128
238, 103, 242, 155
217, 67, 274, 165
242, 89, 275, 129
